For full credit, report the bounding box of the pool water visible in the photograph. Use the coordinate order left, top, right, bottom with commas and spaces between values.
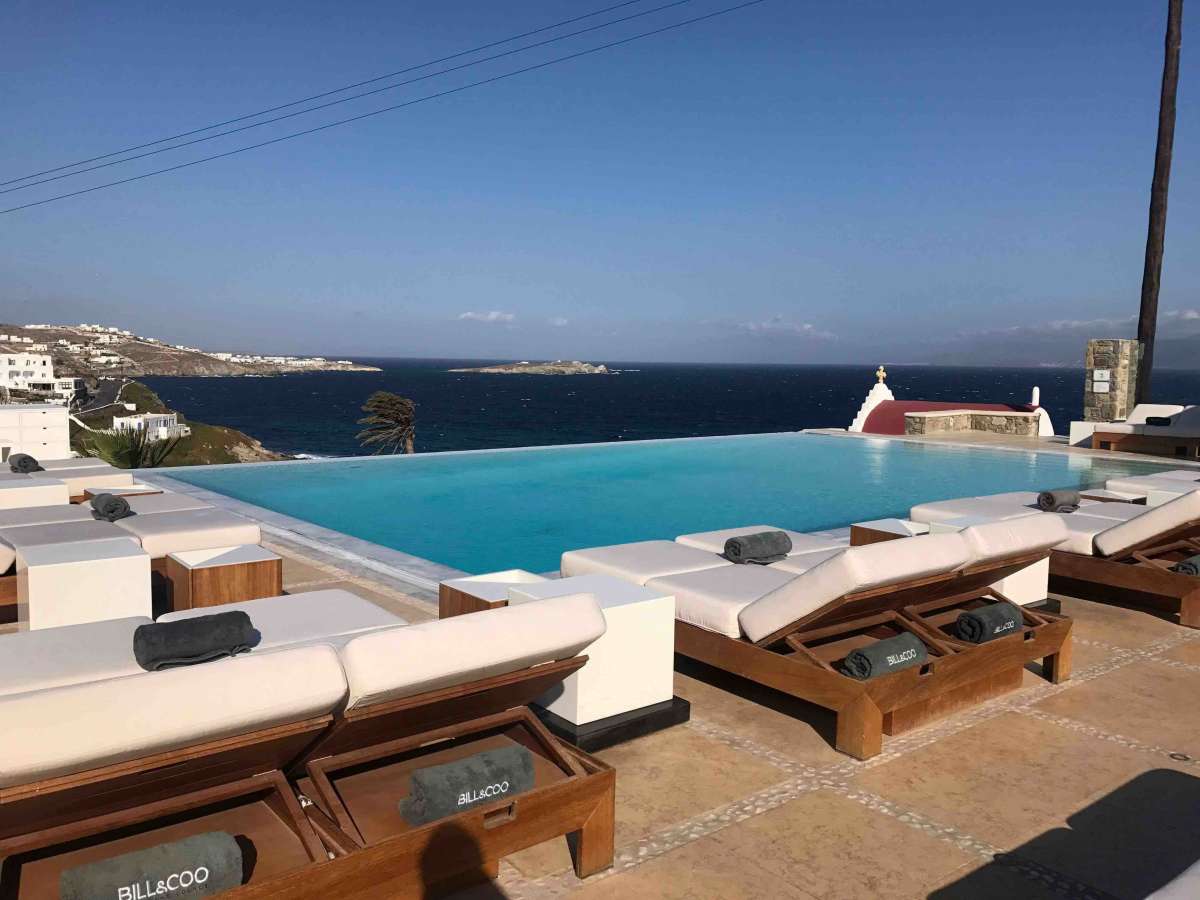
167, 433, 1172, 575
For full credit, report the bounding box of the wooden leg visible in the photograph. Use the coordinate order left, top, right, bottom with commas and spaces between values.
569, 773, 616, 878
836, 695, 884, 760
1043, 638, 1073, 684
1179, 591, 1200, 629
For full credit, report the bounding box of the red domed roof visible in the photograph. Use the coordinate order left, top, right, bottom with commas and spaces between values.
862, 400, 1035, 435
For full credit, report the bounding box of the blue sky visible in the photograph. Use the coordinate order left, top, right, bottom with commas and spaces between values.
2, 0, 1197, 364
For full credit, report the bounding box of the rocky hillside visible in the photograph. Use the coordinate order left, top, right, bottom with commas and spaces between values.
1, 322, 378, 378
73, 381, 288, 466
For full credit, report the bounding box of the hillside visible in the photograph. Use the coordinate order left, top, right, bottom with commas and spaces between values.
1, 322, 379, 378
73, 381, 288, 466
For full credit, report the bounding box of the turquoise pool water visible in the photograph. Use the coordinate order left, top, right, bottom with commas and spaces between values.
167, 434, 1172, 575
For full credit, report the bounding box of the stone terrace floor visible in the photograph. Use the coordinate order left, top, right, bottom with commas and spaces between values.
11, 535, 1198, 899
260, 536, 1200, 900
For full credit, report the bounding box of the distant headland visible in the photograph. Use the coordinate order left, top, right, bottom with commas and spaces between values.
449, 360, 612, 375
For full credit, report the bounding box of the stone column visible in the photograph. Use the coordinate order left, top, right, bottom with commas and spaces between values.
1083, 339, 1140, 422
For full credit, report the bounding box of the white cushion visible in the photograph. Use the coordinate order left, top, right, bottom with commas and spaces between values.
561, 540, 731, 585
159, 589, 405, 651
647, 565, 796, 637
0, 520, 137, 571
739, 533, 971, 643
114, 508, 261, 557
37, 458, 115, 471
674, 526, 843, 556
340, 592, 605, 710
958, 516, 1069, 566
0, 503, 94, 531
0, 478, 71, 510
1124, 404, 1188, 425
121, 493, 213, 515
1106, 476, 1194, 497
1071, 502, 1148, 523
1052, 514, 1121, 556
0, 617, 152, 698
909, 496, 1041, 525
769, 547, 846, 575
0, 644, 347, 787
1146, 469, 1200, 482
1093, 491, 1200, 558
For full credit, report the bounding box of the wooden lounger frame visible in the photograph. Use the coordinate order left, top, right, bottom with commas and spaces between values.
0, 656, 615, 898
676, 549, 1072, 760
1049, 517, 1200, 628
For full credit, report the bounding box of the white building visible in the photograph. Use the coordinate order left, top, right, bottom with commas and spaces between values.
0, 404, 71, 461
3, 352, 54, 391
112, 412, 191, 441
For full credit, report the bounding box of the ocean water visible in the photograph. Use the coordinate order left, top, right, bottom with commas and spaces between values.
166, 431, 1171, 574
143, 360, 1200, 458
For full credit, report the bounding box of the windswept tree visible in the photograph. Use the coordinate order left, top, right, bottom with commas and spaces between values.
81, 427, 181, 468
357, 391, 416, 454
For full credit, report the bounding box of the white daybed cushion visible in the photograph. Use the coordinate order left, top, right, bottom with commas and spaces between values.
909, 496, 1041, 525
739, 533, 971, 644
769, 547, 846, 575
122, 492, 214, 515
1144, 469, 1200, 482
1124, 404, 1188, 425
0, 644, 347, 788
646, 565, 797, 638
1105, 476, 1196, 497
1052, 514, 1121, 556
37, 458, 116, 471
674, 526, 843, 556
1093, 491, 1200, 558
0, 616, 152, 698
0, 520, 135, 571
957, 515, 1070, 567
159, 589, 405, 651
0, 502, 93, 530
561, 540, 731, 585
57, 470, 136, 494
340, 592, 605, 710
1069, 502, 1147, 523
113, 507, 261, 557
0, 478, 71, 511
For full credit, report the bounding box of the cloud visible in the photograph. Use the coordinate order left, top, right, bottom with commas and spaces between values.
737, 315, 835, 340
457, 310, 515, 323
548, 317, 569, 327
955, 308, 1200, 341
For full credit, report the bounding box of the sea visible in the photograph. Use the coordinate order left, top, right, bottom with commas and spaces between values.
142, 360, 1200, 459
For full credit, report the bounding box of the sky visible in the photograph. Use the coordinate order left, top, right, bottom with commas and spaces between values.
2, 0, 1197, 365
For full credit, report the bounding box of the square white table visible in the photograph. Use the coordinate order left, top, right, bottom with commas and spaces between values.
165, 544, 283, 610
17, 537, 151, 630
506, 573, 687, 750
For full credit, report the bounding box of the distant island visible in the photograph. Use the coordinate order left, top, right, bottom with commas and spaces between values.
449, 360, 612, 375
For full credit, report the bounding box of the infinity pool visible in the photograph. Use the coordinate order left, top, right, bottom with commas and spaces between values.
167, 433, 1172, 575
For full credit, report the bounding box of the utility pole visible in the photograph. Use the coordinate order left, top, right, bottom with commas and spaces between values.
1136, 0, 1183, 404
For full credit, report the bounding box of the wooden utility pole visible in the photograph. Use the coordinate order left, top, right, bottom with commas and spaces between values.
1136, 0, 1184, 404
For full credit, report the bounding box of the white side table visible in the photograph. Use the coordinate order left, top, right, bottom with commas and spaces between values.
506, 574, 688, 750
17, 537, 151, 630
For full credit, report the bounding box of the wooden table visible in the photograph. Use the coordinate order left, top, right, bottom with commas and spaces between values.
439, 569, 549, 618
82, 484, 164, 501
164, 544, 283, 610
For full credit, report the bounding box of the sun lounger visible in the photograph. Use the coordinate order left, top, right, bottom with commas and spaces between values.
674, 526, 844, 556
0, 476, 70, 510
0, 593, 613, 896
36, 457, 116, 471
1048, 491, 1200, 627
118, 491, 213, 515
112, 507, 261, 559
1106, 475, 1200, 504
562, 539, 732, 584
0, 502, 94, 531
655, 520, 1071, 759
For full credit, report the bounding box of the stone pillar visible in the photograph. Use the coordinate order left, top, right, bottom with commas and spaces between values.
1083, 339, 1140, 422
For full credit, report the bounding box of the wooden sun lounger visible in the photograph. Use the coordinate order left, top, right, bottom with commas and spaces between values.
0, 658, 614, 898
676, 549, 1072, 760
1050, 518, 1200, 628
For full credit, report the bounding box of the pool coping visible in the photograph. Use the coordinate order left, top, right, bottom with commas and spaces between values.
138, 429, 1185, 594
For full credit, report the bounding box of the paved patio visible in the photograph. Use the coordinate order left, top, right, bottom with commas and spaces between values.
258, 538, 1200, 900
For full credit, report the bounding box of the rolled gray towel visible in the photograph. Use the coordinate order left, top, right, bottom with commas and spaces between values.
8, 452, 43, 474
133, 612, 258, 671
956, 601, 1024, 643
722, 530, 793, 565
60, 831, 245, 900
841, 632, 927, 680
1171, 554, 1200, 577
1037, 489, 1081, 513
401, 745, 535, 826
90, 492, 132, 522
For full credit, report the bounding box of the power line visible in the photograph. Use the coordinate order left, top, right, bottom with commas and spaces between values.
1, 0, 697, 196
0, 0, 652, 188
2, 0, 768, 217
